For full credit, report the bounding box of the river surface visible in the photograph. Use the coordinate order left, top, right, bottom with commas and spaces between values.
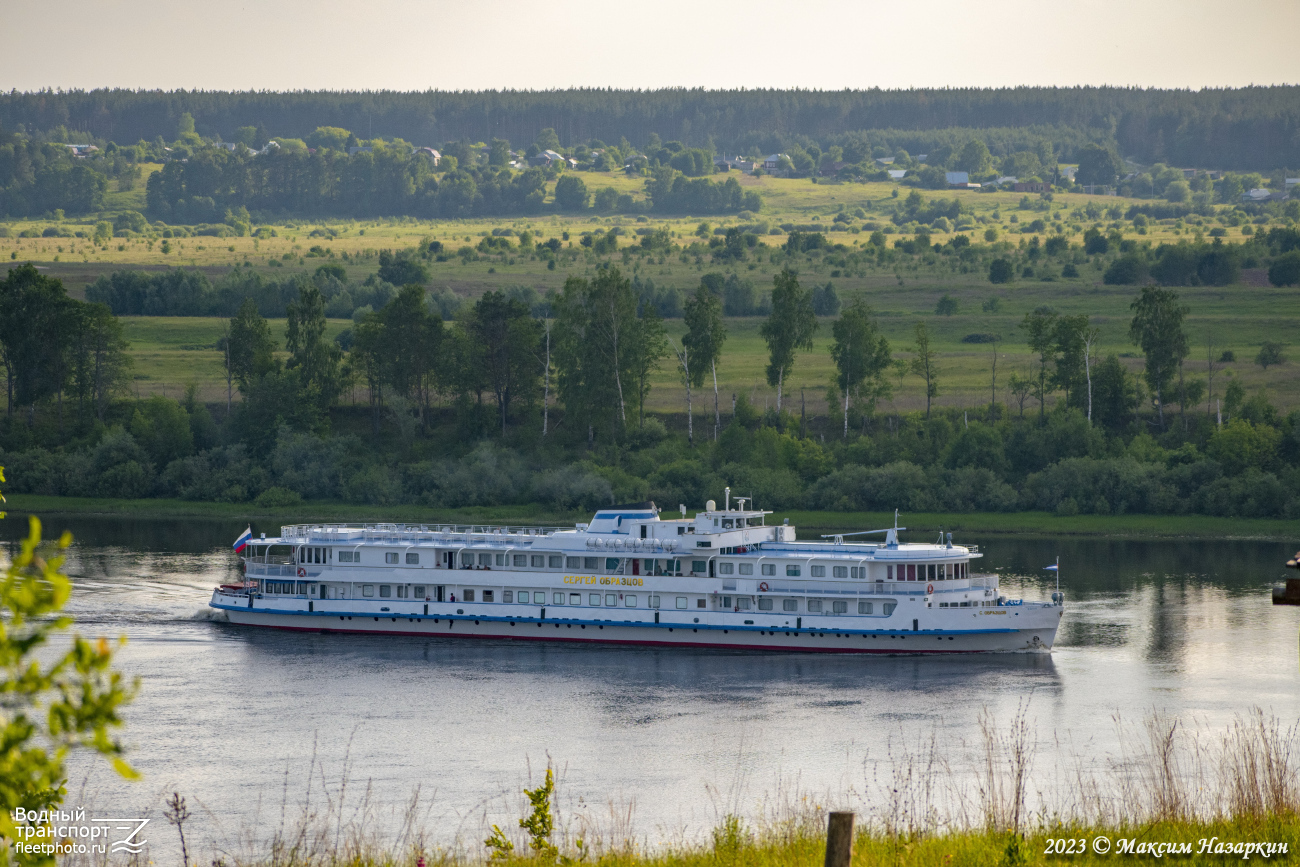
3, 514, 1298, 860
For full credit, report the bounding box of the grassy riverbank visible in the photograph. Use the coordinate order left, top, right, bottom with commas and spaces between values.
5, 494, 1297, 540
372, 818, 1297, 866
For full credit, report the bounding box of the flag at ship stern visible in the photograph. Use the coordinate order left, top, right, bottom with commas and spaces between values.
232, 527, 252, 553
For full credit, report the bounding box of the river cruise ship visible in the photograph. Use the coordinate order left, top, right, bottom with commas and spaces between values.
210, 496, 1063, 653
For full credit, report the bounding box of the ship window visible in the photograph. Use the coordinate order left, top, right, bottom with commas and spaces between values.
483, 590, 494, 602
676, 596, 688, 609
397, 586, 408, 598
859, 601, 874, 614
939, 602, 949, 608
736, 597, 750, 610
379, 585, 391, 597
739, 563, 753, 575
929, 564, 937, 581
338, 551, 353, 563
786, 565, 801, 577
362, 585, 375, 597
514, 554, 527, 566
464, 589, 475, 602
945, 563, 953, 579
833, 601, 847, 614
406, 553, 419, 565
605, 593, 616, 606
782, 599, 797, 612
887, 564, 894, 580
584, 557, 599, 570
531, 555, 543, 568
883, 602, 897, 616
566, 557, 581, 569
762, 564, 776, 576
554, 592, 564, 604
386, 552, 399, 565
758, 598, 773, 611
461, 553, 473, 567
833, 566, 848, 578
850, 567, 862, 579
722, 596, 732, 608
811, 565, 825, 577
496, 554, 505, 566
414, 585, 426, 598
649, 595, 660, 608
606, 558, 620, 572
569, 593, 581, 605
625, 595, 637, 607
807, 599, 823, 612
589, 593, 601, 606
696, 598, 706, 608
719, 563, 734, 575
478, 554, 491, 566
691, 560, 707, 574
907, 564, 916, 581
503, 591, 513, 602
549, 555, 563, 568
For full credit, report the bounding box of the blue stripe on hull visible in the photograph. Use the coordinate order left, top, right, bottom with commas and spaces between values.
210, 602, 1021, 637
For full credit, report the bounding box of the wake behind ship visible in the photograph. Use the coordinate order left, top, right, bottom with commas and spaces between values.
210, 496, 1063, 653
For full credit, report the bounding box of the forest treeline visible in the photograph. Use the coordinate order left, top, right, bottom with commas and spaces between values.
142, 147, 760, 220
2, 257, 1297, 519
4, 87, 1300, 170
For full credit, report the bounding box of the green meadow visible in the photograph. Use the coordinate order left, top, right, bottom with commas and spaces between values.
3, 173, 1296, 414
110, 284, 1297, 416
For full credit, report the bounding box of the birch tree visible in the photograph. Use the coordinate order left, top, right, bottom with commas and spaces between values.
683, 283, 726, 440
829, 300, 892, 438
1129, 286, 1188, 430
909, 321, 939, 417
1083, 325, 1100, 424
759, 268, 816, 413
552, 267, 643, 442
671, 339, 693, 446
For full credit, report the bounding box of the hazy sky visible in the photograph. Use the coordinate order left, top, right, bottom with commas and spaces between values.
4, 0, 1298, 92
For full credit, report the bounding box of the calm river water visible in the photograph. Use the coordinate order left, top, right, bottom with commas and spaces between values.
3, 514, 1298, 860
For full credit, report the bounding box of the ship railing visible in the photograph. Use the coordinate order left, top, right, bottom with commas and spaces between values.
245, 563, 300, 577
278, 523, 571, 545
969, 574, 997, 588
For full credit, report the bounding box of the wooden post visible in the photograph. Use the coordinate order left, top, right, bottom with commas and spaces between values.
824, 811, 854, 867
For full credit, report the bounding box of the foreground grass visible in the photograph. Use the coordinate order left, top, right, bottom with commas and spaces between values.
222, 816, 1300, 867
5, 494, 1295, 540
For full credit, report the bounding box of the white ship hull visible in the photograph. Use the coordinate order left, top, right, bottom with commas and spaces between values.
211, 593, 1060, 654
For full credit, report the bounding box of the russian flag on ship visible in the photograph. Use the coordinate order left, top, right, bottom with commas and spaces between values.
232, 527, 252, 553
